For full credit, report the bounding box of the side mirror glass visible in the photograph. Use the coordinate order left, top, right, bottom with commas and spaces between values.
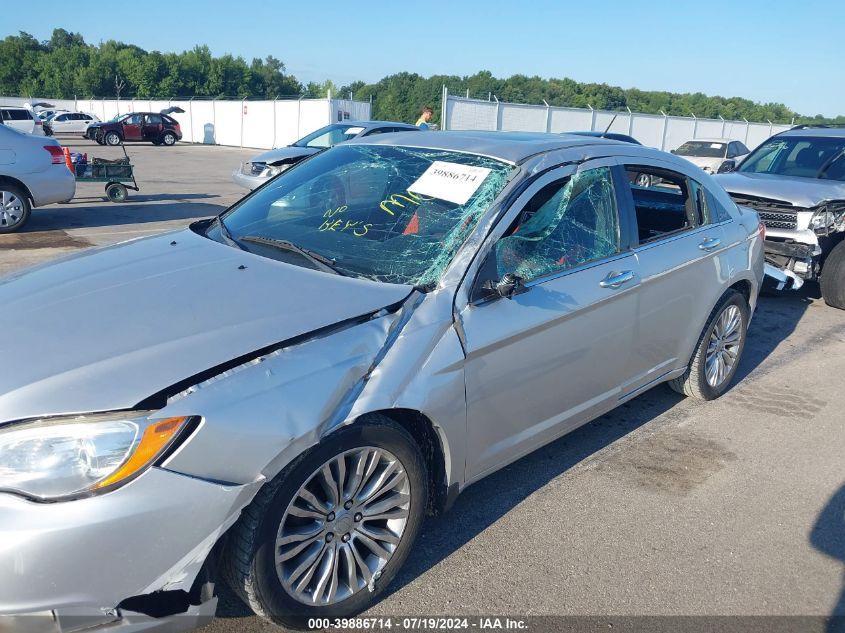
718, 160, 736, 174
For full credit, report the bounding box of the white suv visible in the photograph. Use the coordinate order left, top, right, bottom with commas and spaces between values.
0, 106, 45, 135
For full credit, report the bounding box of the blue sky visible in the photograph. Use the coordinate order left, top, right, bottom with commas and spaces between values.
4, 0, 844, 116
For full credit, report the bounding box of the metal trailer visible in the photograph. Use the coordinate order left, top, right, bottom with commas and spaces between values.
74, 143, 139, 203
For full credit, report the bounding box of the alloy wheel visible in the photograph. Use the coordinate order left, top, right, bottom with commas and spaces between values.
705, 304, 743, 387
275, 447, 411, 606
0, 190, 24, 229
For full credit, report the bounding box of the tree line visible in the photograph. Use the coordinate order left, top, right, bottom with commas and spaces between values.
1, 29, 841, 126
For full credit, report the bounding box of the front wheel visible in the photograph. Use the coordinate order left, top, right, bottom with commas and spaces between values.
669, 289, 749, 400
222, 414, 427, 629
820, 240, 845, 310
104, 131, 122, 146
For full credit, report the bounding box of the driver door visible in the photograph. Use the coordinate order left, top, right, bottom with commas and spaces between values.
122, 114, 143, 141
459, 161, 641, 481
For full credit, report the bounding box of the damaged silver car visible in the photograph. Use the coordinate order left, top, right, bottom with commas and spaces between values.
0, 131, 763, 632
715, 125, 845, 307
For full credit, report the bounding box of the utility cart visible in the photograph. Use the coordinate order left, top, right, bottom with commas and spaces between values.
73, 144, 139, 203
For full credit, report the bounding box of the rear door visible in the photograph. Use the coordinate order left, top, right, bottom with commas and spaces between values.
460, 160, 641, 480
619, 160, 726, 393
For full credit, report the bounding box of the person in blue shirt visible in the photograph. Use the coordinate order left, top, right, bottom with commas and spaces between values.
415, 106, 433, 129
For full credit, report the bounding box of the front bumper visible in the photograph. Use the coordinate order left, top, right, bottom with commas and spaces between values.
0, 599, 217, 633
231, 167, 268, 191
0, 467, 262, 632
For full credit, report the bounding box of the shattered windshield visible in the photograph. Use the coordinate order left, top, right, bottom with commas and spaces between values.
674, 141, 726, 158
218, 144, 514, 286
739, 136, 845, 181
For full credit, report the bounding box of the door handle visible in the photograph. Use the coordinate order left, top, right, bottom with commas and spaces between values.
699, 237, 721, 251
599, 270, 635, 289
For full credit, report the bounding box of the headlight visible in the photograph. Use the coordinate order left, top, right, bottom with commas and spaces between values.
810, 205, 845, 234
264, 163, 291, 178
0, 413, 191, 501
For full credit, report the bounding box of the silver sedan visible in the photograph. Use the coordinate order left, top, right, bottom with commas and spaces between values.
232, 121, 420, 190
0, 131, 763, 632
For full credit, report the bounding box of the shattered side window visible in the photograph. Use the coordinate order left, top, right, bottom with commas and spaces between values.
495, 167, 620, 281
221, 145, 514, 286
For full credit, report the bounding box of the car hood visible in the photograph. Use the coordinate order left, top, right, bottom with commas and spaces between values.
680, 156, 722, 170
249, 146, 321, 164
0, 229, 412, 422
714, 172, 845, 207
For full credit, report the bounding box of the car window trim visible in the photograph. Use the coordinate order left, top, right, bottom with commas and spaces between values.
619, 162, 702, 246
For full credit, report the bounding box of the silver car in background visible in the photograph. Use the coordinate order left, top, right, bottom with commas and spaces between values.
0, 124, 76, 232
0, 132, 762, 632
671, 138, 750, 174
232, 120, 419, 190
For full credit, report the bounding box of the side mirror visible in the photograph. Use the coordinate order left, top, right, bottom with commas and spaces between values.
718, 160, 736, 174
670, 149, 677, 154
482, 272, 528, 300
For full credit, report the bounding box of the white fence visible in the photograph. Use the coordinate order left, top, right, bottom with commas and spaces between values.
2, 95, 371, 150
443, 91, 792, 152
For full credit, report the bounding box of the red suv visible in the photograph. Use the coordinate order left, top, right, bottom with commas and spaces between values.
86, 112, 182, 146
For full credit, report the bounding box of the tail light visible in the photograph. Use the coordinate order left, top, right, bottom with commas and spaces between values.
758, 221, 766, 240
34, 119, 43, 126
43, 145, 64, 164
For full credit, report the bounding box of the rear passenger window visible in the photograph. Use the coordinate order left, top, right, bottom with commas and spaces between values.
625, 167, 695, 243
495, 167, 620, 281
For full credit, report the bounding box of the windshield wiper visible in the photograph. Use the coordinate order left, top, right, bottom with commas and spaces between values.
214, 215, 245, 251
239, 235, 346, 275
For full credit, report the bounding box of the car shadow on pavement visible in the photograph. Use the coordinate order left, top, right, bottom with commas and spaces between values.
729, 287, 814, 387
23, 201, 227, 231
810, 485, 845, 632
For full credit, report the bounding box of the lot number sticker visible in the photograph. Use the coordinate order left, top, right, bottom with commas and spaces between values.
409, 161, 492, 205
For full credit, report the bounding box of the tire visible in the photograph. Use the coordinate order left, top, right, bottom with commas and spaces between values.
0, 185, 31, 233
669, 289, 749, 400
820, 239, 845, 310
635, 173, 652, 187
161, 132, 177, 146
105, 183, 128, 203
104, 131, 122, 146
222, 414, 427, 629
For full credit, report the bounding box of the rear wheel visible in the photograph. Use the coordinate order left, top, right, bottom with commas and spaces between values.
820, 240, 845, 310
104, 131, 122, 146
669, 289, 749, 400
160, 131, 177, 146
0, 185, 31, 233
222, 414, 427, 629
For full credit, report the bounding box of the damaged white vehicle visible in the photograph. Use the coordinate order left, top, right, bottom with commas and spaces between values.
0, 132, 763, 632
715, 125, 845, 308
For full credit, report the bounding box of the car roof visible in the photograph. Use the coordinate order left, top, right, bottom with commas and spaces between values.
348, 121, 419, 129
776, 126, 845, 139
349, 130, 628, 163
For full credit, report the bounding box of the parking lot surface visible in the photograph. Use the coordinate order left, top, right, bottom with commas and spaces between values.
2, 139, 843, 632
